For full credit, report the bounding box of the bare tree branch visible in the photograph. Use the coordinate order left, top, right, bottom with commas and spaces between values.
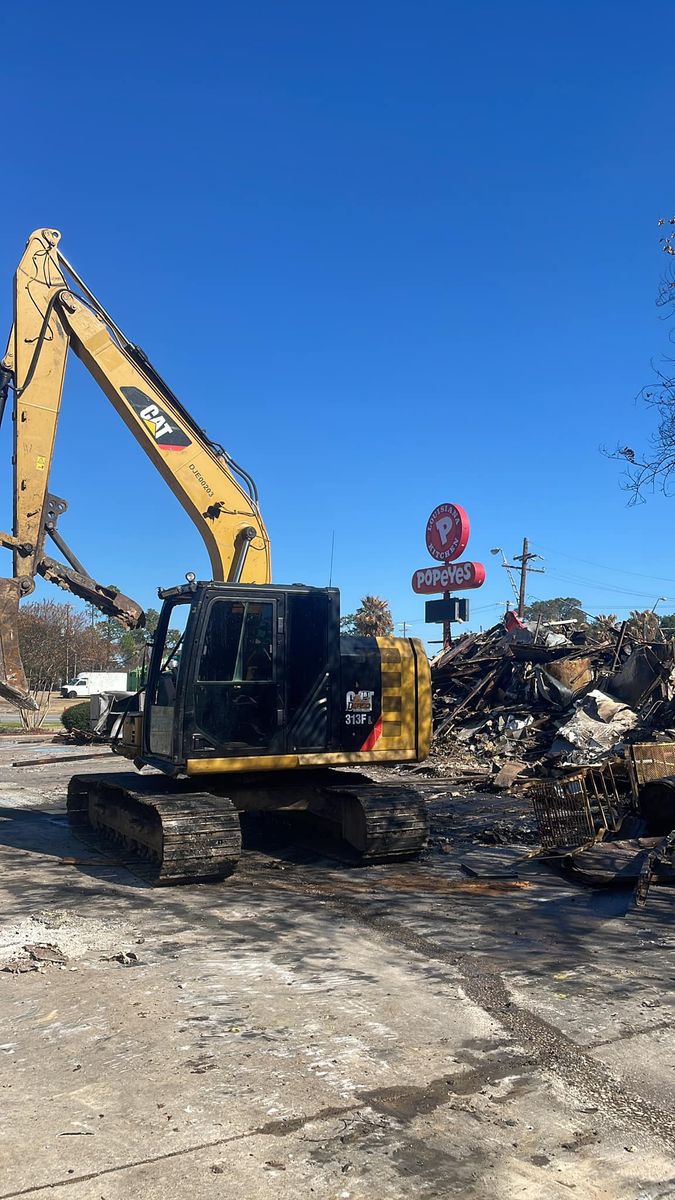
608, 217, 675, 503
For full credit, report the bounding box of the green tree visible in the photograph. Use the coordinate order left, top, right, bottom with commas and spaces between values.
83, 587, 173, 671
659, 612, 675, 637
115, 608, 182, 670
115, 607, 160, 669
523, 597, 586, 625
83, 584, 132, 669
342, 595, 394, 637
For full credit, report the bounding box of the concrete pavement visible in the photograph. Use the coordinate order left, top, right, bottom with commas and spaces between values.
0, 741, 673, 1199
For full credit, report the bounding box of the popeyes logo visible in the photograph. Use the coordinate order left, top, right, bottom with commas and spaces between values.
412, 502, 485, 596
425, 503, 470, 562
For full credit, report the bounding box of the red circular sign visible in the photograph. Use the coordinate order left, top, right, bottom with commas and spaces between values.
425, 503, 470, 562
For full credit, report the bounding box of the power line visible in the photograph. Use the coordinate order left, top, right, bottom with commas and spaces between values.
526, 590, 669, 619
531, 542, 675, 585
544, 568, 669, 601
399, 600, 503, 626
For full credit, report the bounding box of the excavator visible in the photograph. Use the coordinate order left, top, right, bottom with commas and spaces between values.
0, 228, 431, 884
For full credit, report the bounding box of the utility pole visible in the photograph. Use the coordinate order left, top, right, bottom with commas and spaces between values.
496, 538, 545, 618
512, 537, 544, 617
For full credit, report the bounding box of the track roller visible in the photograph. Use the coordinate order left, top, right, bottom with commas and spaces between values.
306, 776, 429, 862
67, 772, 241, 885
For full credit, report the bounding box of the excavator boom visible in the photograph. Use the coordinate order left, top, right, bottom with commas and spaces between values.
0, 229, 271, 707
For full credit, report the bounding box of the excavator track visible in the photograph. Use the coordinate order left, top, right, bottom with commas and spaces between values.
337, 782, 429, 861
300, 773, 429, 862
67, 770, 427, 886
67, 772, 242, 885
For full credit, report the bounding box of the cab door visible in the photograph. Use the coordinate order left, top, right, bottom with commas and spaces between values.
145, 596, 192, 764
188, 593, 283, 758
284, 589, 337, 752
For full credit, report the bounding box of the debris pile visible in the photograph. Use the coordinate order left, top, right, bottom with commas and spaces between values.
430, 615, 675, 787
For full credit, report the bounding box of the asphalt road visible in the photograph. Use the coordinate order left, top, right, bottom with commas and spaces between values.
0, 695, 83, 729
0, 741, 673, 1199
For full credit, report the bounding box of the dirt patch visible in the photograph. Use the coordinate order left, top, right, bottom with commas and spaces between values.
0, 908, 135, 966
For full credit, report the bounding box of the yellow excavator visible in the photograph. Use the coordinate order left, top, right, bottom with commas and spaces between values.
0, 228, 431, 883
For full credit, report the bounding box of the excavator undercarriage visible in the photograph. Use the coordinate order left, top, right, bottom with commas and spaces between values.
67, 773, 244, 885
67, 770, 429, 884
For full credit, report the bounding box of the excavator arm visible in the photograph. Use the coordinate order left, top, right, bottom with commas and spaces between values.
0, 228, 271, 707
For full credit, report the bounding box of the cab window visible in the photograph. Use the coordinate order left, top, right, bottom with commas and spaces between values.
198, 600, 274, 682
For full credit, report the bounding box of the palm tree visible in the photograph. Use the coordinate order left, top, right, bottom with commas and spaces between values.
347, 595, 394, 637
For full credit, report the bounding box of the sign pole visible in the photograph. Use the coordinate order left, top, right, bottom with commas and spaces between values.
443, 591, 452, 649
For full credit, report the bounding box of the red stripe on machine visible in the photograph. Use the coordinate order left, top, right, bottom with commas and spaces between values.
361, 719, 382, 752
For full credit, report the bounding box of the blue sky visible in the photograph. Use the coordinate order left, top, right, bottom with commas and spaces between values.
2, 1, 674, 648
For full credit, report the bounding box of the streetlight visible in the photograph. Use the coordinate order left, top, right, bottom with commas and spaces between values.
490, 547, 519, 603
651, 596, 668, 613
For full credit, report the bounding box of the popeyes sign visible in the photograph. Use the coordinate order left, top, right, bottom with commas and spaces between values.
425, 503, 470, 562
412, 503, 486, 596
413, 561, 485, 594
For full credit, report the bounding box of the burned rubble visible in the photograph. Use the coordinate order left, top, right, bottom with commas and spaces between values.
428, 613, 675, 788
399, 614, 675, 903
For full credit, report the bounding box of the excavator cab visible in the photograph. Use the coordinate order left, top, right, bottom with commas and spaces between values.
139, 583, 340, 769
128, 580, 430, 777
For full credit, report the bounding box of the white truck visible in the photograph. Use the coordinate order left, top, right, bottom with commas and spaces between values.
61, 671, 129, 699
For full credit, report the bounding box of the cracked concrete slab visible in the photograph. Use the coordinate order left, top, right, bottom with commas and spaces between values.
0, 740, 673, 1199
